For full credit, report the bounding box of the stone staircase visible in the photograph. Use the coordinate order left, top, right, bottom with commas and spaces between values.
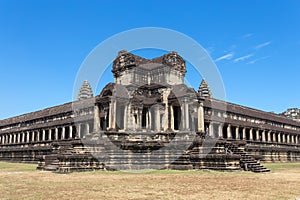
226, 142, 270, 173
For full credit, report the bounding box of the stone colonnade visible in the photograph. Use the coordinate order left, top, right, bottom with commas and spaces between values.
207, 122, 300, 145
94, 96, 205, 133
0, 121, 92, 145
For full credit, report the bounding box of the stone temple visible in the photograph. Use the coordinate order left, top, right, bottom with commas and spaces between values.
0, 50, 299, 172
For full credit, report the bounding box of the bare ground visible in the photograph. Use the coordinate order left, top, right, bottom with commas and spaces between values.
0, 162, 299, 200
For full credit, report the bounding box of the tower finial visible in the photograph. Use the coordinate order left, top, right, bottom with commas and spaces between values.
78, 80, 93, 100
198, 79, 212, 98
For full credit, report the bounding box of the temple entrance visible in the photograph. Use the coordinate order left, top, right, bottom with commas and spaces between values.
173, 106, 181, 130
142, 107, 148, 129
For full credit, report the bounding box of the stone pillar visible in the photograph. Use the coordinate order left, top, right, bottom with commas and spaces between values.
76, 124, 81, 138
291, 134, 295, 144
123, 104, 128, 131
287, 134, 290, 144
184, 100, 189, 131
249, 128, 253, 141
111, 99, 117, 130
86, 123, 90, 135
8, 134, 12, 144
209, 123, 213, 137
227, 124, 232, 139
277, 133, 281, 143
282, 133, 286, 143
170, 105, 174, 130
42, 130, 46, 141
62, 127, 65, 140
138, 110, 142, 130
163, 102, 169, 132
236, 127, 240, 140
49, 129, 52, 141
69, 126, 73, 139
267, 131, 271, 142
218, 124, 223, 138
242, 128, 246, 140
37, 131, 40, 142
22, 132, 25, 143
256, 130, 259, 141
108, 100, 114, 130
26, 131, 30, 143
17, 133, 20, 143
32, 131, 35, 142
55, 128, 58, 140
149, 109, 152, 130
262, 130, 266, 142
94, 105, 100, 132
155, 105, 160, 132
146, 110, 149, 130
295, 135, 299, 144
197, 103, 205, 133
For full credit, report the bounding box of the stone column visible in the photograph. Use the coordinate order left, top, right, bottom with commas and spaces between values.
267, 131, 271, 142
94, 105, 100, 132
209, 123, 214, 137
262, 130, 266, 142
295, 135, 299, 144
32, 131, 35, 142
291, 135, 295, 144
69, 126, 73, 139
123, 104, 128, 131
37, 131, 40, 142
170, 105, 174, 131
76, 124, 81, 138
26, 131, 30, 143
49, 129, 52, 141
184, 100, 189, 131
17, 133, 20, 143
112, 99, 117, 130
155, 105, 160, 132
197, 103, 204, 133
138, 110, 142, 130
236, 127, 240, 140
249, 128, 253, 141
146, 110, 149, 130
218, 124, 223, 138
277, 133, 281, 143
9, 134, 11, 144
42, 130, 46, 141
256, 130, 259, 141
22, 132, 25, 143
86, 123, 90, 135
282, 133, 286, 143
242, 128, 246, 140
227, 124, 232, 139
149, 109, 152, 130
163, 102, 169, 132
62, 127, 65, 140
287, 134, 290, 144
108, 101, 113, 130
55, 128, 58, 140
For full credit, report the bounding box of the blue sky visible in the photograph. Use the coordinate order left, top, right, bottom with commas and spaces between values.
0, 0, 300, 119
